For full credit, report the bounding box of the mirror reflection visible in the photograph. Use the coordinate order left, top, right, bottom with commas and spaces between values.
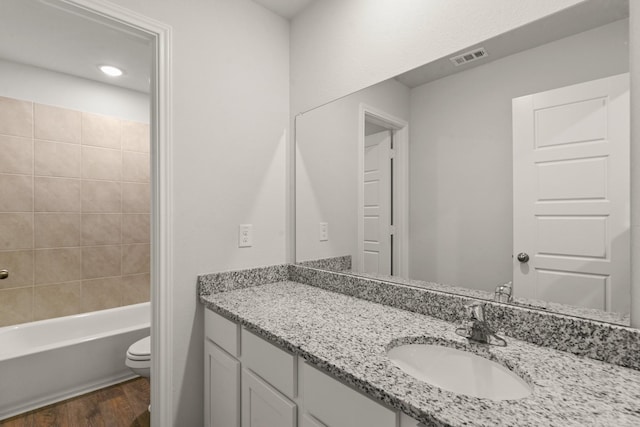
295, 2, 630, 325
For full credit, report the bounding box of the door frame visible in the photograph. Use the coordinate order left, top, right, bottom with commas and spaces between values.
358, 104, 409, 276
59, 1, 174, 425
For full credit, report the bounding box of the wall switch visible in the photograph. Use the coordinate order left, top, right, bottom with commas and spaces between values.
239, 224, 253, 248
319, 222, 329, 241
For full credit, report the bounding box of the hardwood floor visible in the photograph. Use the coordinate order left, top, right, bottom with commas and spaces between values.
0, 378, 150, 427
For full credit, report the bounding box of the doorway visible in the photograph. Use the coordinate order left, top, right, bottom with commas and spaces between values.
358, 104, 409, 277
0, 0, 172, 425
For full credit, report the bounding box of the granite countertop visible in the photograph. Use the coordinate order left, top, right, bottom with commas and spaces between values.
200, 280, 640, 427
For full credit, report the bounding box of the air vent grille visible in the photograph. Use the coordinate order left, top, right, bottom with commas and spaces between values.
450, 48, 488, 67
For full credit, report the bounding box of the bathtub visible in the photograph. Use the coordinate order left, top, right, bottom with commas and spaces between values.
0, 302, 150, 420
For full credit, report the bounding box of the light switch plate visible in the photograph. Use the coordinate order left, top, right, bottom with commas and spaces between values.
319, 222, 328, 241
239, 224, 253, 247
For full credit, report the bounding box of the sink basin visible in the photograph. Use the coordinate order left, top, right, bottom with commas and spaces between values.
387, 344, 532, 400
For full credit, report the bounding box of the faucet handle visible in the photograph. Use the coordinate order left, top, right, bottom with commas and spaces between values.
464, 301, 486, 322
494, 281, 513, 303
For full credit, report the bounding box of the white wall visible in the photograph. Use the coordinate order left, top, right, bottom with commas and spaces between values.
296, 79, 409, 263
101, 0, 290, 425
409, 19, 629, 292
630, 3, 640, 327
290, 0, 589, 114
0, 59, 149, 122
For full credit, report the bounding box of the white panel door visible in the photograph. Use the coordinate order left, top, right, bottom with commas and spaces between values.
512, 73, 630, 312
363, 130, 392, 275
242, 368, 296, 427
204, 340, 240, 427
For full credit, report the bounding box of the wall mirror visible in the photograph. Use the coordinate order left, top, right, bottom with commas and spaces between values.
295, 0, 632, 326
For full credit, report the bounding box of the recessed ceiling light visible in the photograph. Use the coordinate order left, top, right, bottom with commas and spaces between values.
99, 65, 123, 77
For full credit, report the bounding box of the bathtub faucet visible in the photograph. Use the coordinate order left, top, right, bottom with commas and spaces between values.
455, 301, 506, 346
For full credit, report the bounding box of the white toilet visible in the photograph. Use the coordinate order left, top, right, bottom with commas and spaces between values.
125, 336, 151, 378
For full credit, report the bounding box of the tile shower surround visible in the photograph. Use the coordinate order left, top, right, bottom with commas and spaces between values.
199, 264, 640, 371
0, 96, 150, 326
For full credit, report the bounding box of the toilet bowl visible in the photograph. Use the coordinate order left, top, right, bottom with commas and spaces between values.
126, 336, 151, 378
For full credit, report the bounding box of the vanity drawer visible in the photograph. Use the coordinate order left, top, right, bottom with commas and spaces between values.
241, 327, 296, 399
302, 362, 396, 427
205, 308, 240, 357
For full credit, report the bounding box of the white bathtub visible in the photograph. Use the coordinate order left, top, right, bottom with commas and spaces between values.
0, 302, 150, 420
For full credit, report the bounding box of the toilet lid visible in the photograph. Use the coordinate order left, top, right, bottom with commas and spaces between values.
128, 336, 151, 359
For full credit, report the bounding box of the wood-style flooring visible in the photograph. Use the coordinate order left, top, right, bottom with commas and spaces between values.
0, 378, 150, 427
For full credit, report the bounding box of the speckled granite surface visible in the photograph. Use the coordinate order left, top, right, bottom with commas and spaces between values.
347, 270, 630, 325
198, 264, 287, 296
297, 255, 351, 271
200, 281, 640, 427
289, 265, 640, 371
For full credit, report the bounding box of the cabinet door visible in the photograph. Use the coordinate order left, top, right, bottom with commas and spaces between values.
302, 413, 327, 427
302, 362, 396, 427
205, 340, 240, 427
242, 368, 296, 427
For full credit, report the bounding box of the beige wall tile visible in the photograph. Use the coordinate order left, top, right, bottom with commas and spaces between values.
82, 146, 121, 181
121, 273, 150, 305
34, 104, 81, 144
0, 213, 33, 250
122, 214, 150, 244
82, 213, 121, 246
82, 180, 121, 213
34, 248, 81, 285
122, 244, 150, 275
121, 120, 149, 153
82, 245, 121, 279
34, 281, 82, 321
0, 174, 33, 212
122, 183, 150, 213
82, 277, 122, 312
82, 112, 121, 149
122, 151, 150, 183
0, 135, 33, 175
35, 177, 81, 212
0, 287, 32, 327
0, 96, 33, 138
35, 213, 81, 248
34, 140, 81, 178
0, 250, 34, 289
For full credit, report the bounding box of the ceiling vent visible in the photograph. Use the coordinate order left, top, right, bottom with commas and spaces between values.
450, 48, 488, 67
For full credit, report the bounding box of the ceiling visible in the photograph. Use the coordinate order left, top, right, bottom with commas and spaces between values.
395, 0, 629, 88
0, 0, 625, 96
0, 0, 315, 94
252, 0, 316, 19
0, 0, 153, 93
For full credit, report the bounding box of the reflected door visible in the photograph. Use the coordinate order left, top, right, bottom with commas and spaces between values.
512, 73, 630, 312
362, 130, 392, 275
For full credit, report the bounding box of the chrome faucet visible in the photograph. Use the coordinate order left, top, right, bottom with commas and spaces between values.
455, 301, 506, 346
494, 281, 513, 303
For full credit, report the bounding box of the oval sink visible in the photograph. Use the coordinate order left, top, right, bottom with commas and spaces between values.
387, 344, 531, 400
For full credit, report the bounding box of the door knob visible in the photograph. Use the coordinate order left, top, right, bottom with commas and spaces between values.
0, 269, 8, 280
516, 253, 529, 263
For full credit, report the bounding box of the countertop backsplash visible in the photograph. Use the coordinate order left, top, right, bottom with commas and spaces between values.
198, 263, 640, 371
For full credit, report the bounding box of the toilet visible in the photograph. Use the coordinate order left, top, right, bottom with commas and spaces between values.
125, 336, 151, 378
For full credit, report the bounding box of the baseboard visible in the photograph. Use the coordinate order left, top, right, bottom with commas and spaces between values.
0, 372, 138, 421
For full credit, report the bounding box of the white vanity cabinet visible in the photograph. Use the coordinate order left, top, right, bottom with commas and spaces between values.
301, 362, 396, 427
204, 307, 422, 427
204, 309, 241, 427
204, 340, 241, 427
242, 368, 297, 427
